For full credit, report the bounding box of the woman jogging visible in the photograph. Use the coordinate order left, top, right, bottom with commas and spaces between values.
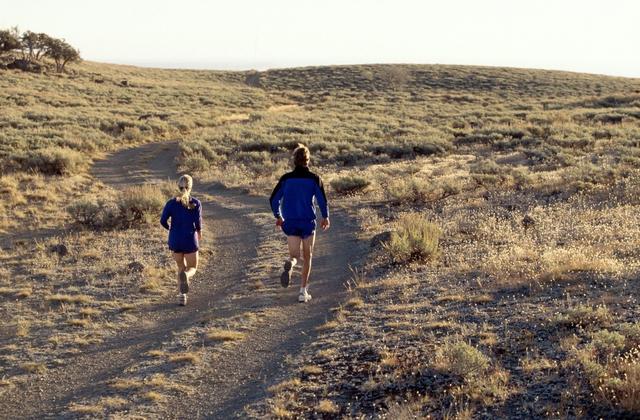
269, 144, 330, 303
160, 174, 202, 306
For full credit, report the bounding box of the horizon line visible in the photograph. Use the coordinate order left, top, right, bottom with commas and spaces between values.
86, 58, 640, 80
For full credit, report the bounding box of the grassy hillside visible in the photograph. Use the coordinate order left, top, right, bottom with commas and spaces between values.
2, 61, 640, 418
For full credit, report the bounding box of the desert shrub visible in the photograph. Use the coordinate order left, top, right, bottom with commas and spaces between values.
386, 178, 429, 204
68, 184, 167, 229
385, 178, 462, 204
412, 140, 447, 156
330, 174, 371, 194
591, 330, 626, 357
238, 150, 272, 165
15, 147, 86, 175
384, 213, 440, 263
118, 184, 167, 228
555, 304, 612, 329
67, 199, 118, 229
470, 159, 501, 175
574, 335, 640, 413
437, 340, 490, 378
620, 323, 640, 348
240, 139, 281, 153
182, 153, 210, 173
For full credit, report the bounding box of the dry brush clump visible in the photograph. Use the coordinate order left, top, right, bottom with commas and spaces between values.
384, 213, 441, 264
67, 183, 169, 229
568, 323, 640, 414
330, 174, 371, 195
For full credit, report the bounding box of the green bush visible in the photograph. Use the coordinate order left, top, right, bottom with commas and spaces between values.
384, 213, 440, 263
330, 174, 371, 194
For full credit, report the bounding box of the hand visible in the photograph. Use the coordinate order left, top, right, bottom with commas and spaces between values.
276, 217, 284, 230
197, 231, 202, 242
320, 218, 330, 231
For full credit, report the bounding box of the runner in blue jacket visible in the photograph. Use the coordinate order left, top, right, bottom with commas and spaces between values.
160, 174, 202, 306
270, 144, 330, 303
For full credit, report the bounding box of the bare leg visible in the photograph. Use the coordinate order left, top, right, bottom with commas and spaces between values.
173, 252, 186, 292
301, 233, 316, 288
287, 236, 302, 267
183, 251, 199, 280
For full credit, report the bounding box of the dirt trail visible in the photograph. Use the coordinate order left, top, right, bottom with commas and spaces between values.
1, 141, 364, 419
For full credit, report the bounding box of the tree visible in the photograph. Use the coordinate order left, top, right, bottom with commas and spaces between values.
44, 37, 81, 72
21, 31, 51, 62
0, 28, 20, 54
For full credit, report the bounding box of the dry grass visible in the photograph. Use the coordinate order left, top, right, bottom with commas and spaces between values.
315, 399, 339, 414
46, 294, 93, 305
206, 328, 246, 342
67, 403, 103, 415
98, 396, 128, 409
315, 320, 339, 332
21, 362, 47, 374
79, 307, 101, 318
147, 349, 166, 358
15, 318, 30, 337
345, 296, 365, 309
67, 318, 91, 328
111, 378, 144, 391
168, 352, 201, 365
300, 365, 322, 375
143, 391, 167, 403
271, 404, 295, 419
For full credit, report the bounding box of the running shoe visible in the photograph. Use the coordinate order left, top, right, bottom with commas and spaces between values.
179, 271, 189, 294
298, 290, 312, 303
280, 260, 293, 288
179, 293, 187, 306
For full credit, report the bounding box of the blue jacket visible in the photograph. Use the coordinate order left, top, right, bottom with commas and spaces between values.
160, 197, 202, 252
270, 166, 329, 221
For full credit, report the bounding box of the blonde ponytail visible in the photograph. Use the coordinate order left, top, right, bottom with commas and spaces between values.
293, 143, 310, 167
177, 174, 195, 209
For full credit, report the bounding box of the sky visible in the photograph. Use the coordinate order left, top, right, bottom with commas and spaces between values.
1, 0, 639, 77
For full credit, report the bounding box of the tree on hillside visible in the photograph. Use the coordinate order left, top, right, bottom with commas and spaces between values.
0, 28, 21, 54
43, 37, 81, 72
0, 27, 81, 73
21, 31, 51, 63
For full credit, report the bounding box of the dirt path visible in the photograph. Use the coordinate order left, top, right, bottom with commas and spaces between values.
1, 141, 364, 419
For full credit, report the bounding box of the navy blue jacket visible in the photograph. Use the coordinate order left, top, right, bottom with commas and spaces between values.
160, 197, 202, 252
270, 166, 329, 221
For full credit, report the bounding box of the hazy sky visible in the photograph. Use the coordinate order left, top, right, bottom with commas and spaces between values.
1, 0, 638, 77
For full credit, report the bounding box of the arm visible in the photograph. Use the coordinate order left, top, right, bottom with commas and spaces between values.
160, 200, 171, 230
315, 177, 330, 230
195, 201, 203, 240
269, 177, 285, 219
195, 201, 202, 232
315, 177, 329, 219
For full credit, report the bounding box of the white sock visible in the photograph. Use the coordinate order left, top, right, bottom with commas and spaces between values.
290, 257, 297, 267
303, 286, 308, 294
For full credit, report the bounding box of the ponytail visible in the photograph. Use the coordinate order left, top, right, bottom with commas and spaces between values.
177, 174, 195, 209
